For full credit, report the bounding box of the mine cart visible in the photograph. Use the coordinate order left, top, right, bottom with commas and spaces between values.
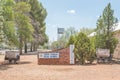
96, 48, 110, 63
4, 51, 20, 64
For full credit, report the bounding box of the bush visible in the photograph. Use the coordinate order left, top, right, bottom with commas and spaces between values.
74, 32, 96, 64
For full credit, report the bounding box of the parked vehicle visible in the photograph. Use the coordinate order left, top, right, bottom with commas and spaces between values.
4, 51, 20, 64
96, 48, 110, 63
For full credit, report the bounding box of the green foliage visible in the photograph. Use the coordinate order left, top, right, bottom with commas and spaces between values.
66, 35, 76, 47
96, 3, 118, 58
14, 1, 34, 54
3, 0, 18, 46
14, 1, 33, 39
74, 32, 95, 64
0, 0, 4, 42
108, 37, 118, 54
86, 37, 96, 63
51, 39, 67, 50
3, 21, 18, 46
51, 41, 59, 50
0, 0, 48, 52
29, 0, 48, 48
80, 27, 95, 35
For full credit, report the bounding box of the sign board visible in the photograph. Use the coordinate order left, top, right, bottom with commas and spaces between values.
58, 28, 64, 34
70, 45, 74, 64
39, 53, 59, 58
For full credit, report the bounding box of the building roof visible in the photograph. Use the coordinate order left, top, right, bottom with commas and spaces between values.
88, 22, 120, 37
88, 32, 96, 37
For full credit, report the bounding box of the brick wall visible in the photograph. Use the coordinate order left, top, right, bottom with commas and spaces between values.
38, 48, 70, 65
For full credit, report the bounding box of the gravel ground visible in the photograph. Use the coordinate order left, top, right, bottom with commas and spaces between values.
0, 55, 120, 80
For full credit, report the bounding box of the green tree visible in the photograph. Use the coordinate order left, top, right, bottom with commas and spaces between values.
80, 27, 95, 35
51, 41, 59, 50
15, 0, 48, 53
0, 0, 4, 43
86, 37, 96, 63
96, 3, 118, 59
3, 0, 18, 47
74, 32, 93, 64
14, 2, 34, 54
29, 0, 48, 52
66, 35, 76, 47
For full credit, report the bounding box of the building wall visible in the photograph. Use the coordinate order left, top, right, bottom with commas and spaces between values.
38, 48, 70, 65
113, 31, 120, 59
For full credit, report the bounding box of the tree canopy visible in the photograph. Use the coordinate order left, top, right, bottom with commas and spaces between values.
0, 0, 48, 54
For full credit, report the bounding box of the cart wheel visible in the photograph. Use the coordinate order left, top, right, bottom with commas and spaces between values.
97, 59, 99, 63
14, 60, 17, 64
9, 60, 12, 63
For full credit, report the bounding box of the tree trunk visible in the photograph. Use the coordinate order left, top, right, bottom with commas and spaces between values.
30, 42, 33, 52
19, 47, 22, 55
35, 44, 38, 51
33, 43, 35, 51
33, 42, 38, 51
19, 38, 23, 55
109, 53, 112, 61
24, 42, 27, 53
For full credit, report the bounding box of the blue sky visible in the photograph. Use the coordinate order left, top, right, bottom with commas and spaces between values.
39, 0, 120, 41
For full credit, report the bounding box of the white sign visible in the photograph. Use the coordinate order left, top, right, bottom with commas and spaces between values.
39, 53, 59, 58
70, 45, 75, 64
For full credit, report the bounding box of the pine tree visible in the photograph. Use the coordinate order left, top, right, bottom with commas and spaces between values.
14, 0, 48, 53
28, 0, 48, 51
96, 3, 118, 59
66, 35, 76, 47
0, 0, 4, 43
14, 2, 34, 54
3, 0, 18, 47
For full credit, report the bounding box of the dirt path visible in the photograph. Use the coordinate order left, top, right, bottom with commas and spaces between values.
0, 55, 120, 80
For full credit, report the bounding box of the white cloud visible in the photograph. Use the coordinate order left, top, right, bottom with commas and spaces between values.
67, 10, 76, 14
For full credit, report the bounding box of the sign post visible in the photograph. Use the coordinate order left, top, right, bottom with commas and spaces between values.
70, 45, 74, 64
57, 28, 64, 49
